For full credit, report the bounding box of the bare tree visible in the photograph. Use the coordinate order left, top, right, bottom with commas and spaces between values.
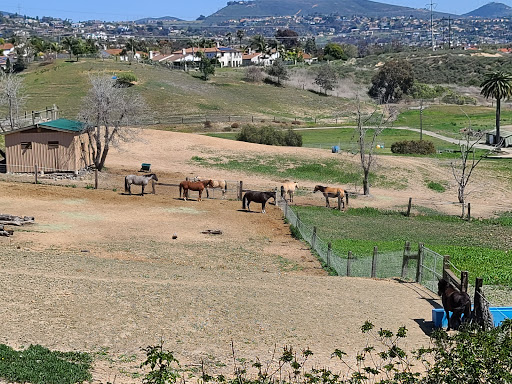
0, 72, 26, 132
355, 100, 396, 195
451, 111, 496, 218
79, 75, 147, 171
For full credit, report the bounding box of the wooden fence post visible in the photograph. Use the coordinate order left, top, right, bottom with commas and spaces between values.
443, 255, 450, 281
311, 226, 317, 250
94, 169, 98, 189
467, 203, 471, 221
416, 243, 424, 283
327, 242, 332, 268
347, 251, 352, 277
401, 241, 411, 279
406, 197, 412, 217
473, 277, 484, 321
34, 164, 38, 184
238, 181, 243, 200
345, 191, 349, 208
371, 246, 378, 278
460, 271, 469, 293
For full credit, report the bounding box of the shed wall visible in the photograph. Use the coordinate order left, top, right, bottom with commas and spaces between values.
5, 130, 91, 173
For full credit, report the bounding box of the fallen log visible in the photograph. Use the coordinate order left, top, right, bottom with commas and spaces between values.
0, 214, 35, 226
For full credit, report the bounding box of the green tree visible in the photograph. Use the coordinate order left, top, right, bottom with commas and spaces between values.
323, 42, 345, 60
368, 59, 414, 103
267, 59, 289, 85
225, 32, 232, 47
304, 37, 317, 55
315, 64, 338, 94
71, 39, 86, 61
480, 70, 512, 147
62, 36, 75, 60
196, 51, 215, 80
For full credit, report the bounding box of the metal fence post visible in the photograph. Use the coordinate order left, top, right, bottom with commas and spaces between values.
327, 242, 332, 268
347, 251, 352, 277
311, 226, 317, 251
94, 169, 98, 189
416, 243, 424, 283
401, 241, 411, 279
371, 246, 378, 278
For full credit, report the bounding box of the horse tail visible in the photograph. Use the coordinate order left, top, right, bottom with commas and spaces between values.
242, 193, 247, 209
124, 176, 129, 192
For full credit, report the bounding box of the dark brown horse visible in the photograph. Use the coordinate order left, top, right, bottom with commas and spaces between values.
438, 278, 472, 331
179, 179, 213, 201
313, 185, 345, 208
242, 190, 276, 213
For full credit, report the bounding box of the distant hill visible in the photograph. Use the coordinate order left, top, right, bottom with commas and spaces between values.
0, 11, 13, 16
204, 0, 451, 24
135, 16, 183, 23
463, 2, 512, 17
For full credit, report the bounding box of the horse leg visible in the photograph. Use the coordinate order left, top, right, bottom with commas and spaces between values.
445, 309, 451, 331
325, 195, 330, 207
261, 201, 266, 213
141, 184, 145, 196
198, 189, 202, 201
184, 188, 187, 201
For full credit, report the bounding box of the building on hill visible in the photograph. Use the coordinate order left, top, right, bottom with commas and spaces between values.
150, 46, 242, 68
1, 119, 92, 174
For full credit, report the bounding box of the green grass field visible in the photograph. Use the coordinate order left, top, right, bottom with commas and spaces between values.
396, 105, 512, 139
208, 127, 467, 156
14, 59, 355, 124
292, 206, 512, 287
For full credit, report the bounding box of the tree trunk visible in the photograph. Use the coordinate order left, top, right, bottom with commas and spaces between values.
363, 168, 370, 195
496, 97, 501, 147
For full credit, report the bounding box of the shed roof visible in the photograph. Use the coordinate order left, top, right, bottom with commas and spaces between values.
39, 119, 85, 132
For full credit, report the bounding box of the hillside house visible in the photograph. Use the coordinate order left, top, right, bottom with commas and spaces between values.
150, 46, 242, 68
0, 43, 15, 56
1, 119, 92, 174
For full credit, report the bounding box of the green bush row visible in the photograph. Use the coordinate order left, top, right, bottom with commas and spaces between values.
391, 140, 436, 154
236, 125, 303, 147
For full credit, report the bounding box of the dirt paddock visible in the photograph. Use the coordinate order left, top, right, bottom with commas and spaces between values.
3, 129, 506, 382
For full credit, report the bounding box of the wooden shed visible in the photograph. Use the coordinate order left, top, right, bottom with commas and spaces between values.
1, 119, 91, 173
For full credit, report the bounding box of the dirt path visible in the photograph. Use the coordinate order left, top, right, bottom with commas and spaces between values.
2, 129, 508, 382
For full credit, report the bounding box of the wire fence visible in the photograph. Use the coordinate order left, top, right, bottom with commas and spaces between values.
277, 195, 444, 294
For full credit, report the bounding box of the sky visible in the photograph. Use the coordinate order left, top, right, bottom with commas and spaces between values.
1, 0, 511, 21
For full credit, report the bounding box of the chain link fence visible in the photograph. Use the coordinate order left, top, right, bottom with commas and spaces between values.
278, 196, 444, 294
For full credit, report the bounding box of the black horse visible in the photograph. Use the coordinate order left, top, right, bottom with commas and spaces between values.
438, 278, 472, 331
242, 191, 276, 213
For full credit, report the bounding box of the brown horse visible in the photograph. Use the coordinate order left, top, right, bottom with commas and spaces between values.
179, 179, 213, 201
194, 177, 228, 198
280, 181, 298, 202
438, 279, 472, 331
313, 185, 345, 208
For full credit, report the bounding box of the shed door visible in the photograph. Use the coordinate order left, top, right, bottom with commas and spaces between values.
48, 141, 59, 171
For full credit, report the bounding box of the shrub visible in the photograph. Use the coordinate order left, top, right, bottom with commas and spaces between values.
204, 120, 213, 129
291, 120, 302, 125
442, 90, 477, 105
391, 140, 436, 155
116, 72, 137, 87
236, 125, 302, 147
230, 122, 240, 129
244, 66, 265, 82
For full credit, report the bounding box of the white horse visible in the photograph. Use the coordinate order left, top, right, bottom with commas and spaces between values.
280, 181, 298, 202
124, 173, 158, 195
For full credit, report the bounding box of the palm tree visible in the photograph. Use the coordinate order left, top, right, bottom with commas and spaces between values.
480, 70, 512, 147
62, 36, 75, 60
250, 35, 266, 53
225, 32, 232, 47
236, 29, 245, 48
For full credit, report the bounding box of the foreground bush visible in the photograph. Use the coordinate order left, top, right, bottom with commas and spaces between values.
0, 344, 92, 384
237, 125, 302, 146
391, 139, 436, 154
